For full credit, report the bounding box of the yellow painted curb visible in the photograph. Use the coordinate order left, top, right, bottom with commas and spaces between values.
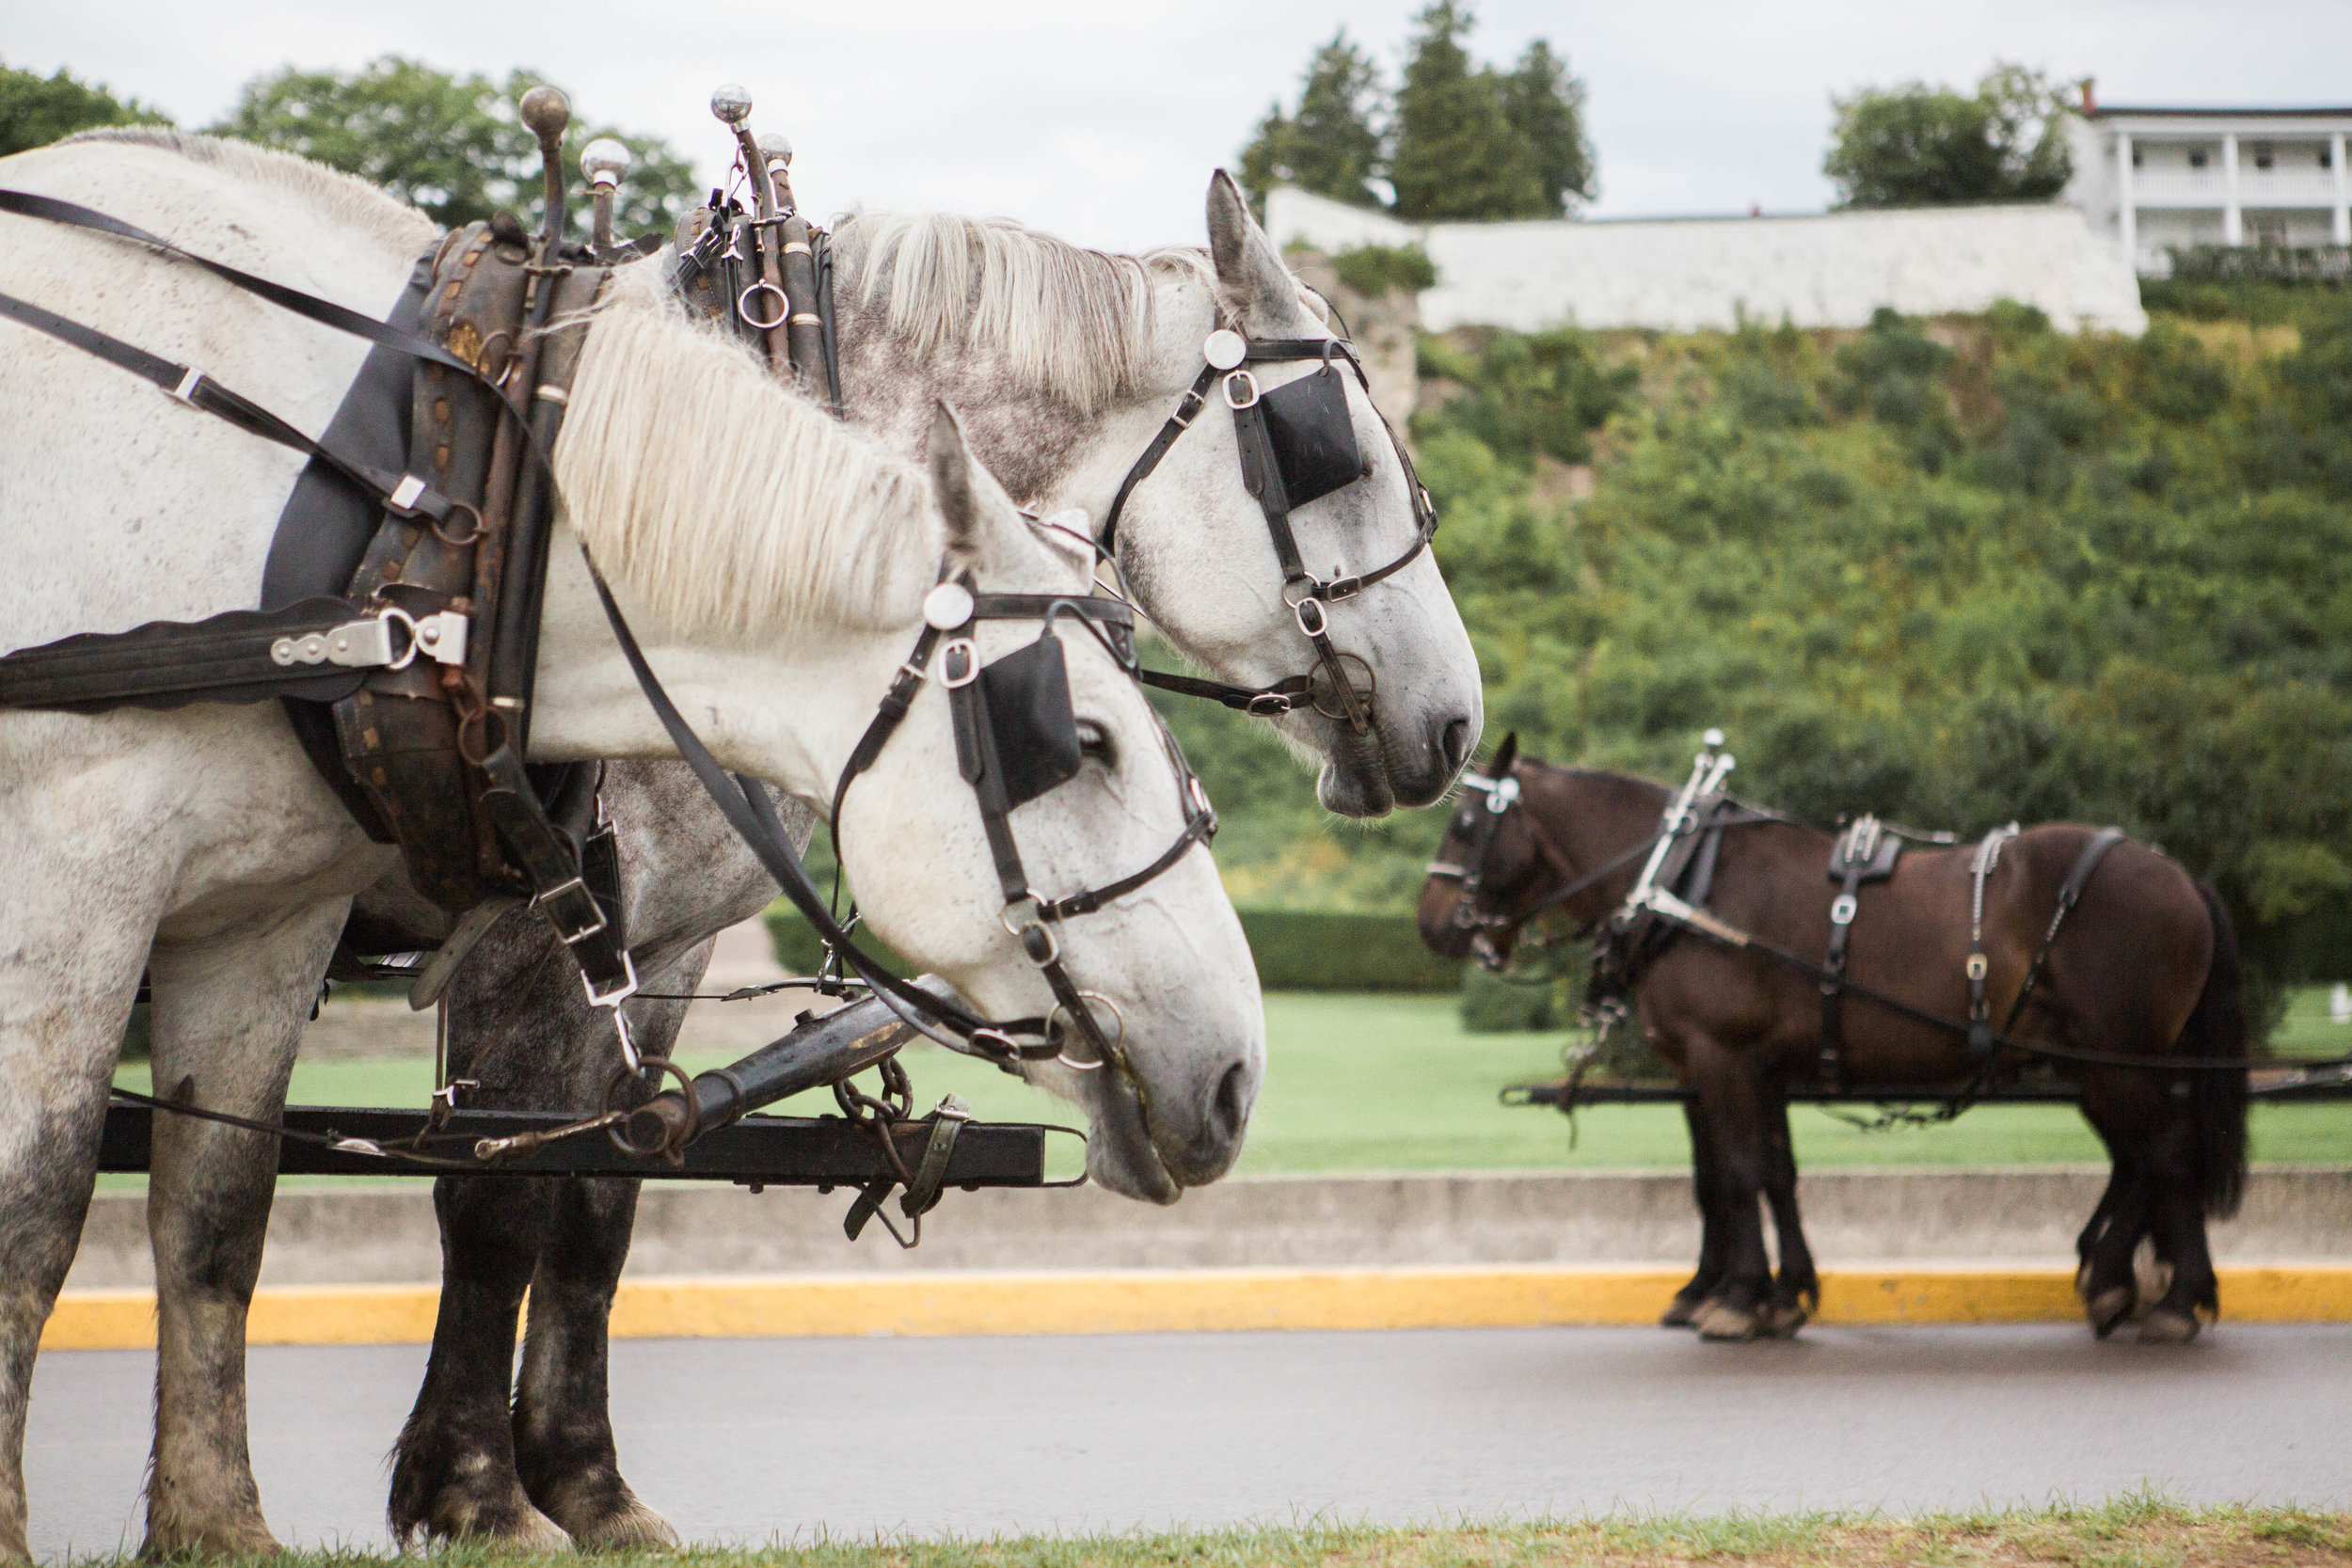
41, 1264, 2352, 1350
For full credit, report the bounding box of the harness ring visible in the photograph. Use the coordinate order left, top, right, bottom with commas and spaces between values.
1047, 990, 1126, 1071
737, 280, 789, 331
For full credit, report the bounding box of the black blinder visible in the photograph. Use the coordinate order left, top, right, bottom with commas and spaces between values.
979, 633, 1084, 808
1259, 365, 1363, 510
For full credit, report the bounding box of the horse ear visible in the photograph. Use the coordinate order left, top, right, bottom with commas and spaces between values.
1489, 731, 1518, 777
1205, 169, 1297, 322
926, 402, 1021, 574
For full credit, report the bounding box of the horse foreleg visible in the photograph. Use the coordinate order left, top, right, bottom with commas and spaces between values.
0, 858, 155, 1565
1662, 1100, 1729, 1328
1681, 1036, 1775, 1342
1759, 1095, 1818, 1338
141, 898, 347, 1558
513, 1176, 672, 1547
510, 966, 701, 1550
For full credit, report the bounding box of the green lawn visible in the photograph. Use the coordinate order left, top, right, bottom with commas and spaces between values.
111, 989, 2351, 1183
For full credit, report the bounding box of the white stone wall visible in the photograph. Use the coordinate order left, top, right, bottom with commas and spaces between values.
1267, 187, 2149, 337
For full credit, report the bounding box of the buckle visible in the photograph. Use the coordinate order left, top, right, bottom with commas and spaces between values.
1221, 370, 1260, 410
583, 948, 640, 1009
998, 898, 1059, 966
1830, 894, 1858, 926
1965, 954, 1989, 981
1323, 574, 1364, 601
1245, 690, 1294, 716
1486, 775, 1519, 814
1290, 594, 1328, 639
534, 875, 608, 945
937, 638, 979, 688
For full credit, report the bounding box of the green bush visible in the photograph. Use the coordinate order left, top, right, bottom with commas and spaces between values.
1458, 964, 1557, 1031
1239, 908, 1462, 991
767, 905, 1460, 994
1332, 243, 1438, 297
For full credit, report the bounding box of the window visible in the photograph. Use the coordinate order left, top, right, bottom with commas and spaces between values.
2131, 147, 2144, 167
2188, 149, 2208, 169
2254, 142, 2275, 171
2325, 146, 2336, 170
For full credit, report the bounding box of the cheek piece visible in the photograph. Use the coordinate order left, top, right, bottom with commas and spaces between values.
825, 578, 1218, 1075
1096, 328, 1438, 735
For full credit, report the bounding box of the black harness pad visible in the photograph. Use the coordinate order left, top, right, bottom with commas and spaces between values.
1260, 365, 1361, 509
979, 635, 1083, 808
1828, 817, 1903, 885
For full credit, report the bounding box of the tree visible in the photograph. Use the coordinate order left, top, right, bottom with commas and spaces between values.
0, 59, 169, 158
1826, 61, 2074, 209
208, 56, 698, 235
1389, 3, 1552, 222
1499, 40, 1596, 216
1237, 31, 1386, 214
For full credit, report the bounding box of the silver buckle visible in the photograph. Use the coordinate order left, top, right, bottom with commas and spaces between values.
1830, 894, 1858, 926
1486, 775, 1519, 814
999, 899, 1059, 966
1290, 594, 1328, 639
938, 638, 979, 688
1221, 370, 1260, 410
535, 875, 607, 944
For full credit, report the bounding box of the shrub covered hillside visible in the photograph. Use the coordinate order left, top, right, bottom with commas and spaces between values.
1152, 284, 2352, 1031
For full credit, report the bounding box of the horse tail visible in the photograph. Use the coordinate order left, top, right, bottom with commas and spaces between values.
2178, 878, 2249, 1219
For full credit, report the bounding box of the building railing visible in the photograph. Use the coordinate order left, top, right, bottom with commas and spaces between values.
2135, 170, 2343, 206
2166, 243, 2352, 284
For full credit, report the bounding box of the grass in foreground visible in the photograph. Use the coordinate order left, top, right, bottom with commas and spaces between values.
95, 1500, 2352, 1566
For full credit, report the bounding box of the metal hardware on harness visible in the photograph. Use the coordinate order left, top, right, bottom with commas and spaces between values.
1966, 822, 2021, 1059
738, 280, 788, 329
1047, 990, 1125, 1070
264, 608, 467, 672
1221, 369, 1260, 409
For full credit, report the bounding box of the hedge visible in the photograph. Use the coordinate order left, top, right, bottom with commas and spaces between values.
763, 906, 1461, 994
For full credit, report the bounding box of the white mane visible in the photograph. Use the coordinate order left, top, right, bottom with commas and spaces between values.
842, 213, 1216, 414
61, 128, 436, 256
559, 261, 940, 641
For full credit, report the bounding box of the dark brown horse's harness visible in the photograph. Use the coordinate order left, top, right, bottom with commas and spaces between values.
0, 103, 1248, 1210
1428, 733, 2303, 1083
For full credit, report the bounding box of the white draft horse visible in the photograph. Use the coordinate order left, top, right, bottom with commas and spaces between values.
0, 133, 1262, 1560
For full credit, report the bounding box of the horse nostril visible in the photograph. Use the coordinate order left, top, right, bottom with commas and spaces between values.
1440, 716, 1474, 774
1210, 1061, 1251, 1144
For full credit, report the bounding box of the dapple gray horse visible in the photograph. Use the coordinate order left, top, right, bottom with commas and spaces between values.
386, 174, 1485, 1547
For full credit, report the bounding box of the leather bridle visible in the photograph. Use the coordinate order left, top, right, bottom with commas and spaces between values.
1100, 328, 1438, 736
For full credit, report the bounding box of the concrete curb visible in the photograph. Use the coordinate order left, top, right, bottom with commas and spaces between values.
64, 1166, 2352, 1291
40, 1264, 2352, 1350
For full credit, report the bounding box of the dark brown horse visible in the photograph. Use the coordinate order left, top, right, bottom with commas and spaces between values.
1418, 738, 2248, 1345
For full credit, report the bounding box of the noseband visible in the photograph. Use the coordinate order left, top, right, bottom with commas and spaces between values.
1099, 327, 1438, 736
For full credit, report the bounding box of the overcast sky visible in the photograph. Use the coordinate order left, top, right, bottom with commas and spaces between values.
14, 1, 2351, 251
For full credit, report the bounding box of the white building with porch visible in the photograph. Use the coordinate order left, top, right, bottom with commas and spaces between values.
2064, 94, 2352, 274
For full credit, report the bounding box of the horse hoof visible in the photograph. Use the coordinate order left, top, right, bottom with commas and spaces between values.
1694, 1302, 1761, 1341
1762, 1300, 1809, 1338
2085, 1286, 2135, 1338
551, 1489, 679, 1552
1660, 1295, 1706, 1329
2137, 1308, 2202, 1346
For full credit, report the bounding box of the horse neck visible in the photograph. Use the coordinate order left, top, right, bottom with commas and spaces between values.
830, 237, 1218, 518
1523, 767, 1672, 912
521, 526, 900, 803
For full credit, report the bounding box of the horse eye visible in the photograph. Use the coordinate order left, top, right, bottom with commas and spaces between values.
1077, 721, 1115, 768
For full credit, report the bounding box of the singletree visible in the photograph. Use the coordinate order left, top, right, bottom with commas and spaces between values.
0, 59, 169, 158
1238, 31, 1386, 214
208, 56, 699, 235
1825, 61, 2074, 209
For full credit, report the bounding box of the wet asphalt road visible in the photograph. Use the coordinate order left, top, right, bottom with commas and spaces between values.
26, 1323, 2352, 1558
